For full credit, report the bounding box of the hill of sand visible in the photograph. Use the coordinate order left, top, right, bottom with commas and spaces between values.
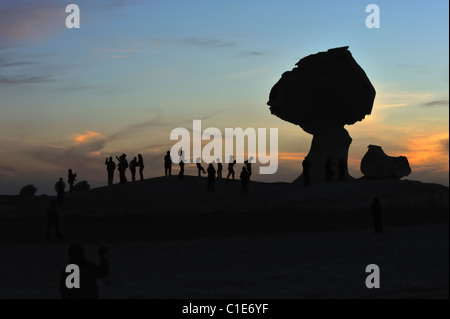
1, 176, 447, 241
0, 176, 448, 298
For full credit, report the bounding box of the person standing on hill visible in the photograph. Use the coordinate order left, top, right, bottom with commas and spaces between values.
129, 156, 138, 182
105, 157, 116, 186
196, 157, 206, 176
207, 163, 216, 192
244, 157, 253, 180
116, 154, 128, 184
240, 166, 250, 195
138, 154, 145, 181
178, 150, 185, 179
217, 158, 223, 179
226, 155, 236, 181
164, 151, 172, 176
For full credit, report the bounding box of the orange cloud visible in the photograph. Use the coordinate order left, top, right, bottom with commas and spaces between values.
347, 155, 364, 176
404, 131, 449, 172
277, 152, 307, 161
376, 103, 408, 109
73, 131, 102, 144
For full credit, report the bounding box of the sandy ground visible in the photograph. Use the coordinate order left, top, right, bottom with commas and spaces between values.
0, 178, 448, 299
0, 224, 447, 299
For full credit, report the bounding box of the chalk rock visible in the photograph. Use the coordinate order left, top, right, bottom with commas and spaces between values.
268, 46, 375, 134
73, 181, 90, 192
361, 145, 411, 179
267, 46, 376, 184
19, 184, 37, 198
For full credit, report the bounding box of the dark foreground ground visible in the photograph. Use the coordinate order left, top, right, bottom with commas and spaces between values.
0, 177, 448, 298
0, 202, 448, 244
1, 177, 448, 243
0, 224, 448, 299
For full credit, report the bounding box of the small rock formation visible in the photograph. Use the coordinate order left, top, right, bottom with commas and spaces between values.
73, 181, 90, 192
19, 185, 37, 198
361, 145, 411, 179
267, 46, 376, 184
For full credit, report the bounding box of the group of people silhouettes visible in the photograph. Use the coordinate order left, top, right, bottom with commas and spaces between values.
105, 154, 145, 185
302, 156, 347, 186
47, 150, 384, 299
205, 159, 250, 194
54, 168, 78, 206
162, 151, 253, 194
103, 150, 255, 194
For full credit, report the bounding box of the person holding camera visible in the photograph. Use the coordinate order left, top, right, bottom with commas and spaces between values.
67, 169, 77, 192
60, 244, 110, 299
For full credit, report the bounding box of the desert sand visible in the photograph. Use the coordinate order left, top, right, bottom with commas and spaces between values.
0, 176, 448, 298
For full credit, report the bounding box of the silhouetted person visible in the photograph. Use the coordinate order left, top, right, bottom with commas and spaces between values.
371, 197, 383, 234
105, 157, 116, 186
138, 154, 144, 181
178, 150, 185, 179
244, 156, 253, 180
302, 157, 311, 186
207, 163, 216, 192
116, 154, 128, 184
129, 156, 138, 182
338, 158, 346, 181
55, 177, 65, 206
60, 244, 109, 299
325, 157, 334, 182
196, 157, 206, 176
226, 155, 236, 181
240, 166, 250, 195
121, 154, 129, 183
67, 169, 77, 193
47, 200, 62, 240
164, 151, 172, 176
217, 158, 223, 179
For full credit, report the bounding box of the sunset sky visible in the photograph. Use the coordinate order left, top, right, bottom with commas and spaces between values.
0, 0, 448, 194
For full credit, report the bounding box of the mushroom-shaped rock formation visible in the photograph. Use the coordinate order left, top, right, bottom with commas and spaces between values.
268, 46, 376, 184
361, 145, 411, 179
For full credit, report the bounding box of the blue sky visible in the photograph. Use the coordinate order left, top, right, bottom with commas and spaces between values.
0, 0, 448, 194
